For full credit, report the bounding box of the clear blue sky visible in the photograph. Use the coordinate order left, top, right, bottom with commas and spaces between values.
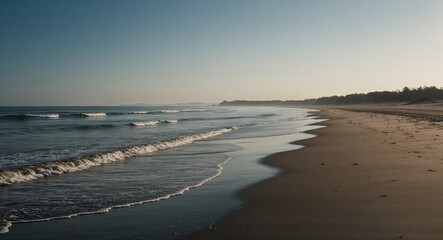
1, 0, 442, 106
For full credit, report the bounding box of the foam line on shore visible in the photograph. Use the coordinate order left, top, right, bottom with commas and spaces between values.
0, 154, 232, 235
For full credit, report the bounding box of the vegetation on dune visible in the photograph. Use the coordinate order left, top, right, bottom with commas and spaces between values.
220, 86, 443, 106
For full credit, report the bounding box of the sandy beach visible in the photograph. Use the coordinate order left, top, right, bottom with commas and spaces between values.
189, 106, 443, 239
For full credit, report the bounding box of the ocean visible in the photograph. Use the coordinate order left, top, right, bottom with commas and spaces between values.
0, 105, 322, 239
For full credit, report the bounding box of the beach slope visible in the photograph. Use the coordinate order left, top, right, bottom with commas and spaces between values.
189, 107, 443, 239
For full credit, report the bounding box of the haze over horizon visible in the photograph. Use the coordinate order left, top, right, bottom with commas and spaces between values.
1, 0, 443, 106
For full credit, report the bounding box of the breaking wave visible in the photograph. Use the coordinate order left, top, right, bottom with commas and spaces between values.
130, 120, 178, 126
1, 109, 209, 120
2, 114, 60, 120
160, 110, 179, 113
0, 153, 232, 235
80, 113, 106, 118
23, 114, 60, 119
0, 127, 237, 186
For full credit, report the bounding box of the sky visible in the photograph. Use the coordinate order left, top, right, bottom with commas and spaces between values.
1, 0, 443, 106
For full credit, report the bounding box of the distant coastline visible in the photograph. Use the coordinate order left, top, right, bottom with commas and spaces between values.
220, 86, 443, 106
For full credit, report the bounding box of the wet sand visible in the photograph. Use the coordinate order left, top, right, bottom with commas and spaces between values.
188, 106, 443, 239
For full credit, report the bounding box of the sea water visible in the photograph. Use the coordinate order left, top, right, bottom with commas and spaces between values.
0, 105, 322, 238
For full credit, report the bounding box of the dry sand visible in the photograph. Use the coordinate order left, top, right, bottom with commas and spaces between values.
188, 106, 443, 239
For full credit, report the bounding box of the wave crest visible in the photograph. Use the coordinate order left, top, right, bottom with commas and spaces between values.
160, 110, 179, 113
80, 113, 106, 117
0, 127, 236, 186
23, 114, 60, 119
130, 120, 178, 126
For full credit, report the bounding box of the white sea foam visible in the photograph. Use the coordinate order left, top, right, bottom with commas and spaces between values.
160, 110, 180, 113
131, 121, 160, 126
128, 111, 148, 114
0, 127, 236, 186
23, 114, 60, 119
0, 153, 232, 235
80, 113, 106, 117
0, 221, 11, 234
131, 120, 178, 126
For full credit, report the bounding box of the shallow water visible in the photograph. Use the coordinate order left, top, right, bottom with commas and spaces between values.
0, 105, 323, 238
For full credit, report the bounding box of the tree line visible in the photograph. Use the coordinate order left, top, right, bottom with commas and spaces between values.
220, 86, 443, 106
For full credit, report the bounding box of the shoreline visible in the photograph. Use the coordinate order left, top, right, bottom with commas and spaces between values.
188, 106, 443, 239
2, 108, 323, 240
